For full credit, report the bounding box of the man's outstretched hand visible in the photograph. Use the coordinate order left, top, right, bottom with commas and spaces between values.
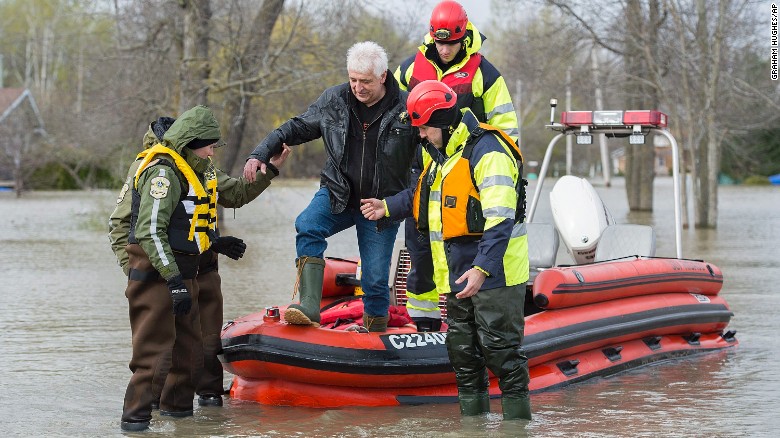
360, 198, 386, 221
243, 144, 292, 182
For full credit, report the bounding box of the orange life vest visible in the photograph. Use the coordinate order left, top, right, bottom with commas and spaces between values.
413, 121, 524, 240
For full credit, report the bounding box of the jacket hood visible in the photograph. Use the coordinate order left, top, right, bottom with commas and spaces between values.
141, 116, 177, 150
142, 125, 158, 150
421, 21, 484, 57
162, 105, 222, 154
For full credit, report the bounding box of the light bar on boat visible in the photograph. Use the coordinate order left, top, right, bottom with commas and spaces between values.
558, 110, 669, 145
560, 110, 668, 128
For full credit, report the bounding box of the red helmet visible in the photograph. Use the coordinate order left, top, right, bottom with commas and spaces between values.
407, 80, 457, 127
429, 0, 468, 42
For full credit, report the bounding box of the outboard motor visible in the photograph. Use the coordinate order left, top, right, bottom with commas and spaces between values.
549, 176, 614, 264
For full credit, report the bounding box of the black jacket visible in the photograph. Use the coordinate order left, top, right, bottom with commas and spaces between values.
249, 72, 416, 214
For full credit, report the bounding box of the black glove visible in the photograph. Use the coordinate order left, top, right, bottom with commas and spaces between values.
167, 275, 192, 316
211, 236, 247, 260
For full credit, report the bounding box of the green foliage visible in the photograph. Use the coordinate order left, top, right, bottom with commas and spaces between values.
27, 163, 76, 190
743, 175, 771, 186
721, 128, 780, 181
0, 0, 113, 88
28, 162, 117, 190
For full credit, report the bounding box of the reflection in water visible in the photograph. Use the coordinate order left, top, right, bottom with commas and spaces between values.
0, 178, 778, 437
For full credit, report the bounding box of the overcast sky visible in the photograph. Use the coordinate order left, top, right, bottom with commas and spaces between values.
408, 0, 494, 28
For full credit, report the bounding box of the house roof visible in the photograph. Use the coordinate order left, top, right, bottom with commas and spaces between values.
0, 87, 44, 129
0, 88, 25, 117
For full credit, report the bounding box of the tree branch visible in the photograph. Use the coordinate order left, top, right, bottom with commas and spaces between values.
546, 0, 625, 55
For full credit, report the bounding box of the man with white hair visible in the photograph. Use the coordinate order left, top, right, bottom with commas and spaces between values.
244, 41, 416, 332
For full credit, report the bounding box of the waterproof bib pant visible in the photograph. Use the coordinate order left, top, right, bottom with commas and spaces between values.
146, 251, 222, 405
295, 187, 399, 319
122, 244, 203, 423
194, 250, 224, 397
445, 284, 530, 414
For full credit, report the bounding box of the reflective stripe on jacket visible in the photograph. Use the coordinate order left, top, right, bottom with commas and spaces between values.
424, 110, 529, 294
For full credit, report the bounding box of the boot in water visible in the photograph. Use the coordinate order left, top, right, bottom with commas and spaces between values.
501, 395, 532, 420
458, 391, 490, 416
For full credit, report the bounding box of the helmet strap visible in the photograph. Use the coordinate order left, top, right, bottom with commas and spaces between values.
440, 110, 462, 149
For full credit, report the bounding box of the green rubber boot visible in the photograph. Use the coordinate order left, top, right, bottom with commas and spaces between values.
501, 395, 532, 420
458, 391, 490, 416
284, 257, 325, 326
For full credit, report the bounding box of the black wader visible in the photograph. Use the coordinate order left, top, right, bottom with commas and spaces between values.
121, 244, 203, 423
445, 284, 530, 417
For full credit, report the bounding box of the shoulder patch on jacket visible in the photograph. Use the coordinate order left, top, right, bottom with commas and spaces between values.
149, 176, 171, 199
116, 183, 129, 204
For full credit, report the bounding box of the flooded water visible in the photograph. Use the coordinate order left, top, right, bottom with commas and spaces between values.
0, 177, 778, 437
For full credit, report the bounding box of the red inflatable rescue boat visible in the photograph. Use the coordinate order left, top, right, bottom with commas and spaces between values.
220, 109, 739, 408
219, 255, 737, 408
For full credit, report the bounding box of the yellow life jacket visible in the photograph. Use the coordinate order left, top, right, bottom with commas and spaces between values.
134, 144, 218, 252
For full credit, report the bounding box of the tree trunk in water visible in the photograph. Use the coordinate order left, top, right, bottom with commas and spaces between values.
692, 0, 724, 229
219, 0, 286, 177
178, 0, 212, 112
222, 96, 249, 176
13, 153, 23, 198
625, 144, 655, 210
623, 0, 659, 212
668, 1, 697, 229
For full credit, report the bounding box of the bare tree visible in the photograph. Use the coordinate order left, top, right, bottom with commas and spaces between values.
178, 0, 212, 110
662, 0, 762, 228
488, 2, 593, 165
0, 90, 46, 197
214, 0, 286, 177
207, 0, 419, 176
622, 0, 662, 211
540, 0, 771, 228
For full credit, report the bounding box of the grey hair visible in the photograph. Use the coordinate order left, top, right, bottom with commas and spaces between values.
346, 41, 388, 77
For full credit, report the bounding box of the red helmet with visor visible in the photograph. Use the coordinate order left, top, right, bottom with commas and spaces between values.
429, 0, 468, 42
406, 80, 457, 127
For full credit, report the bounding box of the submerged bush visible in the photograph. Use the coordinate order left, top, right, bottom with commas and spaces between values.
743, 175, 771, 186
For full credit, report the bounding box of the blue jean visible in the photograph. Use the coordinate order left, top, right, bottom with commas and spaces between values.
295, 187, 400, 317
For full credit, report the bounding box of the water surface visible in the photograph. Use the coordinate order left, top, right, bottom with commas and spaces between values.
0, 177, 777, 437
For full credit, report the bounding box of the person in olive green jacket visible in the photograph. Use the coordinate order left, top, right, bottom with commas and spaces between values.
109, 117, 289, 416
109, 117, 176, 276
118, 106, 288, 432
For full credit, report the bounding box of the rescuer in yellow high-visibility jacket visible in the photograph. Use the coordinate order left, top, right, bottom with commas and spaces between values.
394, 0, 520, 332
395, 0, 519, 141
359, 81, 531, 420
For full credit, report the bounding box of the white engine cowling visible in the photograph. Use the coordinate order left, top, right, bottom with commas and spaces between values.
549, 175, 614, 264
